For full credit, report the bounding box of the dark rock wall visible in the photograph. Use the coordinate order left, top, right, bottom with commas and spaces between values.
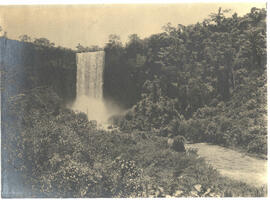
0, 37, 77, 104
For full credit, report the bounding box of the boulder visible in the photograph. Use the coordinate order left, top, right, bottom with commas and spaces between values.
174, 190, 184, 197
168, 136, 186, 152
194, 184, 202, 192
190, 190, 199, 197
202, 188, 211, 197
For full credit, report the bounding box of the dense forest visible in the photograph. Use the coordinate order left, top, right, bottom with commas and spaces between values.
105, 7, 267, 155
1, 7, 267, 197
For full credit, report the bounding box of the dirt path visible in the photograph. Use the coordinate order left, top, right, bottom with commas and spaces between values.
186, 143, 267, 187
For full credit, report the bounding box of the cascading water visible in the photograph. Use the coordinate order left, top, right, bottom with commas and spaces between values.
76, 51, 104, 99
72, 51, 108, 123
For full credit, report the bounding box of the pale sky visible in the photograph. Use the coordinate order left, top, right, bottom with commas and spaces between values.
0, 3, 266, 49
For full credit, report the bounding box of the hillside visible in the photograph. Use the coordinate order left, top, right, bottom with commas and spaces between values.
108, 7, 267, 155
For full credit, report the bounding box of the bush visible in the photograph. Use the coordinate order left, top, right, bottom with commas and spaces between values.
3, 87, 266, 197
168, 136, 186, 152
247, 136, 267, 155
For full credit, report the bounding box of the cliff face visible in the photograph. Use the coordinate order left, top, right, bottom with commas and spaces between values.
0, 37, 77, 197
0, 37, 77, 104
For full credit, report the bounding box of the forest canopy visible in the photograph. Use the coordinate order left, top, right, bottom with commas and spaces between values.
104, 7, 267, 154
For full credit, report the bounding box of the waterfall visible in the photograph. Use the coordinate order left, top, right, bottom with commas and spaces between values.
76, 51, 104, 99
72, 51, 108, 123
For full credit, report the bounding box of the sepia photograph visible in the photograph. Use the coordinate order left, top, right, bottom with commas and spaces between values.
0, 0, 267, 198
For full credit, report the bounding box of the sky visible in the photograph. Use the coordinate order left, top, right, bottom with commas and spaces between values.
0, 2, 266, 49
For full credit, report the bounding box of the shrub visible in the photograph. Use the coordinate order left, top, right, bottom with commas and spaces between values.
247, 136, 267, 154
168, 136, 186, 152
3, 86, 266, 197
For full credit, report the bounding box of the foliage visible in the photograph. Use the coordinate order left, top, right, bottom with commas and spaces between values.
180, 70, 267, 154
34, 37, 55, 47
19, 34, 32, 43
0, 25, 7, 37
111, 78, 182, 133
2, 88, 266, 197
76, 43, 103, 53
104, 7, 266, 112
107, 7, 266, 154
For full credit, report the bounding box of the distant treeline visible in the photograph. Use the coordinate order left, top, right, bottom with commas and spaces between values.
18, 34, 103, 53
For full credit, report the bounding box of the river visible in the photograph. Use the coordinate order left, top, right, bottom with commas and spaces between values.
186, 143, 267, 188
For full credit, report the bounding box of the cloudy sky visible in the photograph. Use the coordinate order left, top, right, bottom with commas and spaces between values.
0, 2, 266, 49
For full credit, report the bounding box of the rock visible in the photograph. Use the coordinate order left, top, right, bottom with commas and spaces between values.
209, 192, 216, 197
165, 195, 173, 198
168, 136, 186, 152
155, 190, 161, 197
115, 156, 122, 160
174, 190, 184, 197
158, 186, 164, 193
194, 184, 202, 192
202, 188, 211, 196
107, 125, 113, 129
142, 191, 147, 197
168, 138, 174, 147
190, 190, 199, 197
178, 175, 184, 180
149, 189, 155, 195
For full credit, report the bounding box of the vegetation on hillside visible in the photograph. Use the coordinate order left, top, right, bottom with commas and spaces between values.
2, 88, 266, 197
106, 7, 267, 154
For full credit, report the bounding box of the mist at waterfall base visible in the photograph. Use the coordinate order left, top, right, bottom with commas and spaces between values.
71, 95, 123, 124
70, 51, 123, 127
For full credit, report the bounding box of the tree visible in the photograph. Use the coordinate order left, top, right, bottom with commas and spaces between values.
76, 43, 85, 52
34, 37, 55, 47
107, 34, 122, 47
126, 34, 144, 58
19, 34, 31, 42
0, 25, 7, 38
209, 7, 231, 26
76, 43, 102, 53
